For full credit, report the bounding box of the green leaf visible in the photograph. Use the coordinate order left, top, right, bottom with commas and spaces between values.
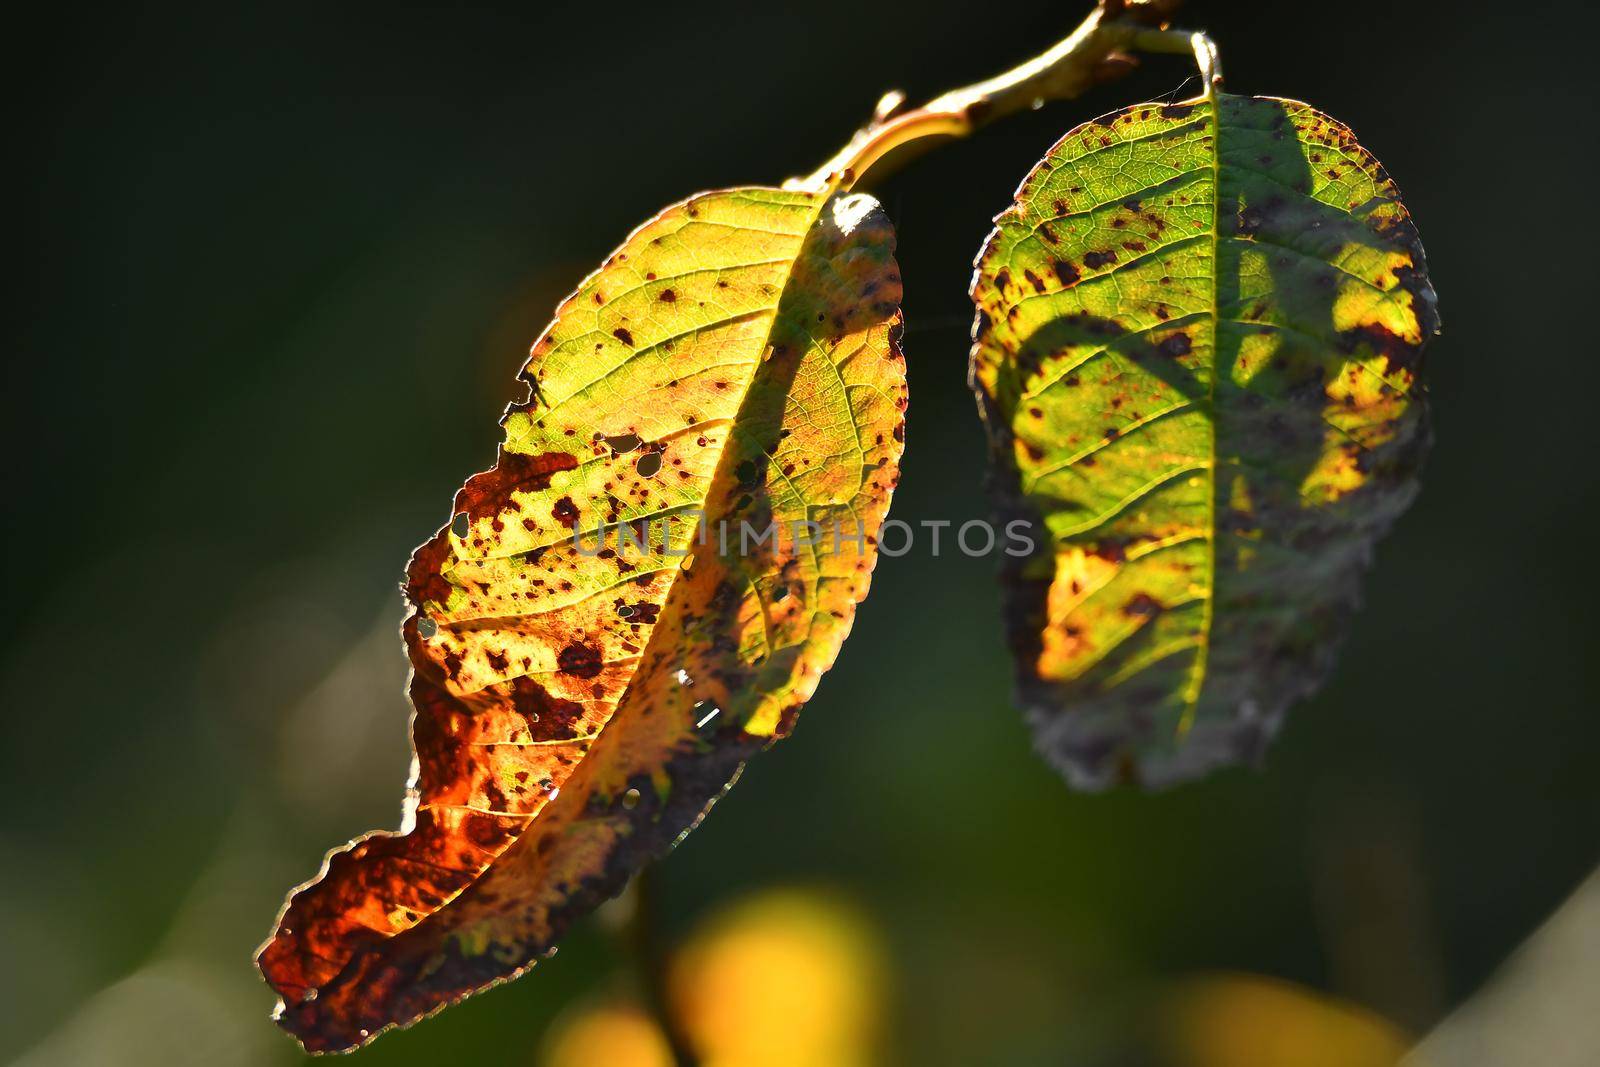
970, 93, 1438, 790
258, 188, 906, 1051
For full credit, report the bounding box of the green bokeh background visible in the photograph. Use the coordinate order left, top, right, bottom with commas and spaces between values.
8, 1, 1597, 1063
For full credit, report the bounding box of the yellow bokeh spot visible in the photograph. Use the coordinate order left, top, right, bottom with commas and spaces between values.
1164, 973, 1411, 1067
541, 1001, 675, 1067
669, 888, 887, 1067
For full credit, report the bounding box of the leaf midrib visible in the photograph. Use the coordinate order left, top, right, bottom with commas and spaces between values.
583, 189, 836, 731
1177, 96, 1222, 736
404, 189, 839, 953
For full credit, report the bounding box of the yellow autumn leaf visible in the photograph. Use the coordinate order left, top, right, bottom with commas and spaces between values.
258, 188, 906, 1051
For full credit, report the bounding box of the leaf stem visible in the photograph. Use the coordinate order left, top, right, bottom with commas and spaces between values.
628, 867, 698, 1067
792, 1, 1222, 191
1131, 27, 1223, 97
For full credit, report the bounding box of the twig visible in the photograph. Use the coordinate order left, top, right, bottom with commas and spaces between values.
791, 0, 1220, 192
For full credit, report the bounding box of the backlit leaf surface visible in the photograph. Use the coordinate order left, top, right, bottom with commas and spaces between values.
970, 94, 1437, 789
259, 188, 906, 1050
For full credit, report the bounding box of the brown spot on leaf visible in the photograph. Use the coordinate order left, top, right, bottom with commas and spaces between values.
455, 450, 580, 521
1122, 593, 1163, 618
1157, 333, 1193, 358
557, 642, 604, 679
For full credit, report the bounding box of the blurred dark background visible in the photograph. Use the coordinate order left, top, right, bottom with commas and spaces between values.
8, 2, 1598, 1064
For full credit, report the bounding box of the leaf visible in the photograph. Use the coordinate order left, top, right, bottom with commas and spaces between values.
970, 94, 1438, 790
258, 188, 906, 1051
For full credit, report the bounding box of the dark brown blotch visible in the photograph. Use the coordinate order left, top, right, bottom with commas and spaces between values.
557, 641, 604, 679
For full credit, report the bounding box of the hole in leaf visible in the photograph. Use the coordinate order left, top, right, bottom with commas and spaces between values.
693, 701, 722, 730
605, 432, 641, 454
